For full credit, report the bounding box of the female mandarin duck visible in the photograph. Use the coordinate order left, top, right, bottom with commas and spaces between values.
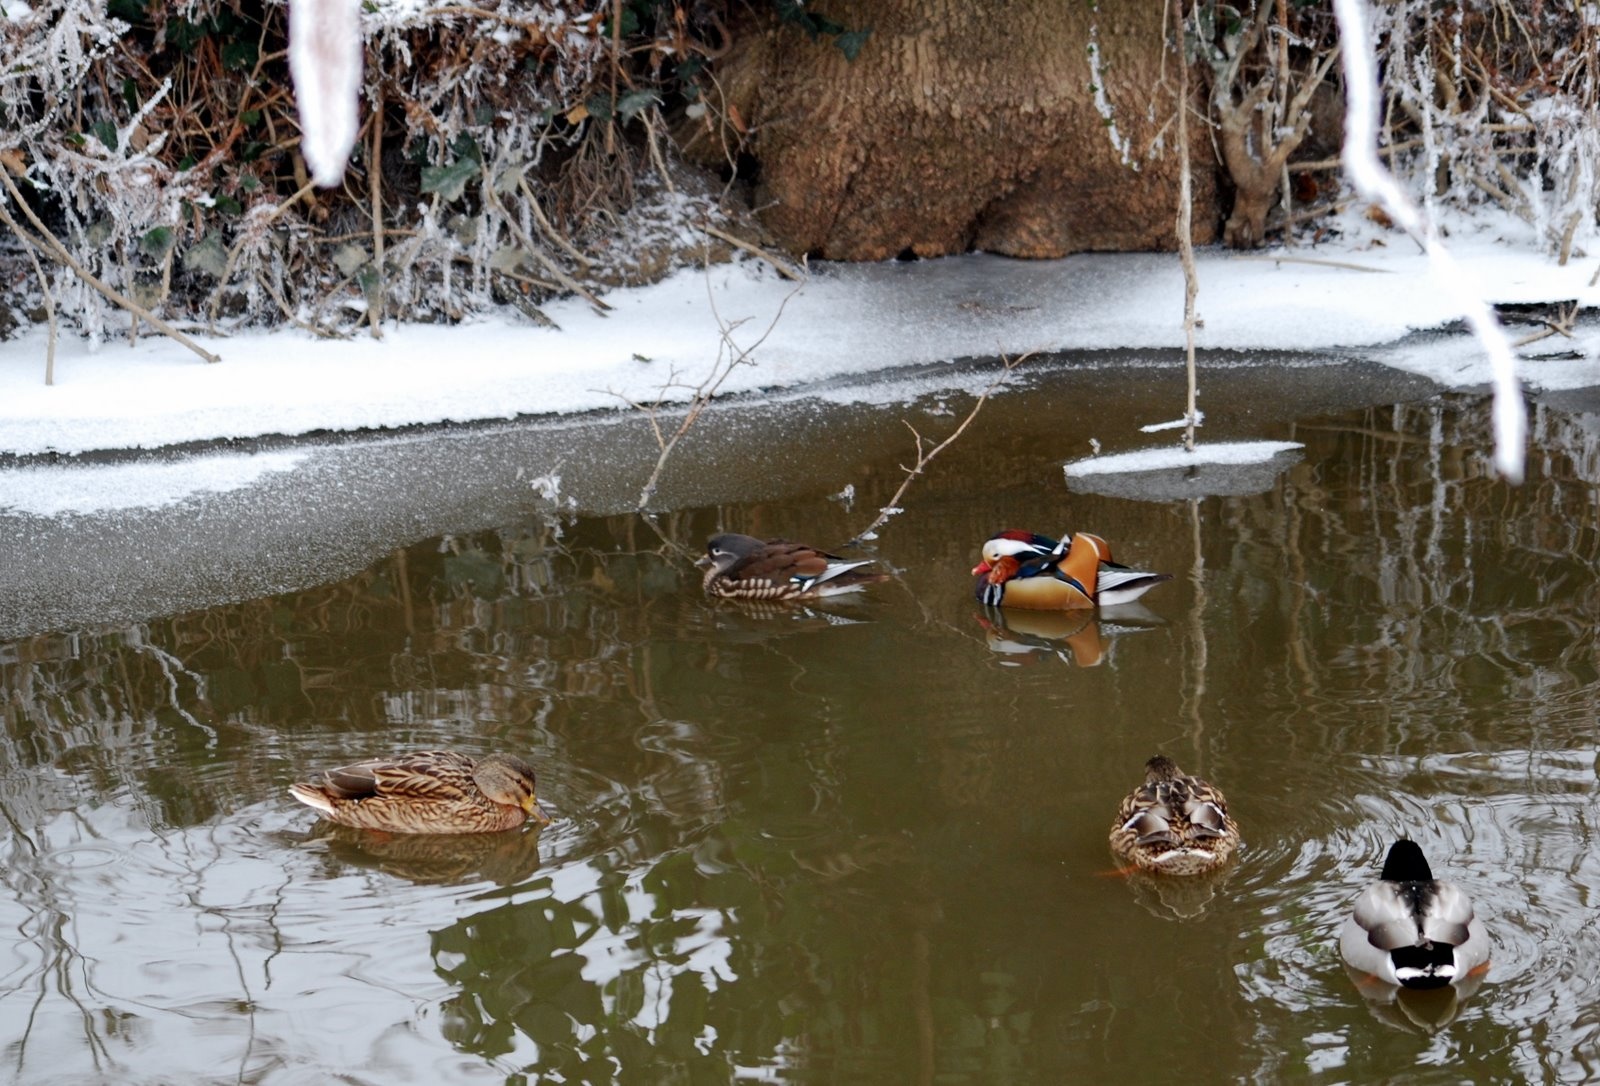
290, 750, 552, 834
1109, 755, 1240, 875
696, 533, 889, 601
1340, 840, 1490, 989
973, 529, 1171, 609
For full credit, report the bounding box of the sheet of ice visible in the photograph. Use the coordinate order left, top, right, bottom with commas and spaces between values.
0, 449, 309, 515
1064, 441, 1306, 477
2, 208, 1599, 459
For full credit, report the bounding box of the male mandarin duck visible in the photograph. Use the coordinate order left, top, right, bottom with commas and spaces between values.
696, 533, 889, 601
1339, 840, 1490, 989
289, 750, 552, 834
973, 529, 1171, 609
1109, 755, 1240, 876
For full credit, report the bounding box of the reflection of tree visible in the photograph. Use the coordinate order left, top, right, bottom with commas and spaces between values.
429, 819, 923, 1083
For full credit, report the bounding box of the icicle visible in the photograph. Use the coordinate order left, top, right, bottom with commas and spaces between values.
1333, 0, 1526, 483
289, 0, 364, 187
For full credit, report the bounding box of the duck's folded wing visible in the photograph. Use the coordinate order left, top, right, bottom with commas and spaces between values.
1420, 882, 1475, 947
1352, 884, 1424, 949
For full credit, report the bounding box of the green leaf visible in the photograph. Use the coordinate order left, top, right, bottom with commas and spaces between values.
121, 78, 139, 112
490, 245, 527, 271
213, 194, 242, 215
449, 131, 482, 163
241, 108, 261, 127
615, 89, 658, 121
601, 6, 639, 37
222, 40, 257, 71
420, 158, 478, 202
492, 159, 528, 197
184, 234, 228, 277
140, 226, 175, 258
166, 18, 206, 52
332, 243, 369, 276
107, 0, 148, 23
64, 132, 86, 148
835, 28, 871, 60
91, 120, 118, 152
585, 94, 614, 122
239, 174, 260, 192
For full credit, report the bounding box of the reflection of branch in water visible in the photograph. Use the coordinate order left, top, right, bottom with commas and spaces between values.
125, 629, 218, 744
1182, 498, 1208, 769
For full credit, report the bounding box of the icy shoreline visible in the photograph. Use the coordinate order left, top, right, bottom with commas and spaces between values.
3, 211, 1599, 463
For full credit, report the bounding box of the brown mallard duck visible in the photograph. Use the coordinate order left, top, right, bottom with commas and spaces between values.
1109, 755, 1239, 875
289, 750, 551, 834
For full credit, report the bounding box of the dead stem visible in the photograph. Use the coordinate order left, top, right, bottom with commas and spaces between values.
845, 352, 1030, 547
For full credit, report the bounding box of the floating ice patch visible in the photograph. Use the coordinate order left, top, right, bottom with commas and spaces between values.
0, 450, 309, 516
1065, 441, 1304, 501
1065, 440, 1304, 476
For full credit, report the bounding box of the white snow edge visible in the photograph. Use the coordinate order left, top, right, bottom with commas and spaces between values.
1064, 440, 1305, 477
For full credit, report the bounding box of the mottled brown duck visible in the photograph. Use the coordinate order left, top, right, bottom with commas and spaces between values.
289, 750, 551, 834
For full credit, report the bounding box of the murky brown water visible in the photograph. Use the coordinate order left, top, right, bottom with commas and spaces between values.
2, 373, 1599, 1084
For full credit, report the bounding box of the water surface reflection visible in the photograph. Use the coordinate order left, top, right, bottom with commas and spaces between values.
0, 392, 1597, 1083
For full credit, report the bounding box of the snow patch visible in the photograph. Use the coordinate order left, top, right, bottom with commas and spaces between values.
0, 450, 309, 516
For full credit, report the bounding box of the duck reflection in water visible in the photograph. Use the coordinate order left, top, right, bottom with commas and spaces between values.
1118, 866, 1237, 921
307, 820, 546, 887
975, 602, 1163, 666
1344, 962, 1487, 1034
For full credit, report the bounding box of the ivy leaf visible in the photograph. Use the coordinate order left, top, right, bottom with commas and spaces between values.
222, 40, 258, 72
332, 243, 369, 277
616, 90, 659, 121
140, 226, 175, 258
420, 158, 478, 202
90, 120, 118, 152
183, 234, 228, 278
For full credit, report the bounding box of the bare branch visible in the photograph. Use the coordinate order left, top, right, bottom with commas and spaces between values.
845, 352, 1031, 547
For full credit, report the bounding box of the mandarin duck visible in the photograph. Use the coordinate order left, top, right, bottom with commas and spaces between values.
1339, 840, 1490, 990
973, 529, 1171, 609
290, 750, 552, 834
1109, 755, 1240, 876
696, 533, 889, 601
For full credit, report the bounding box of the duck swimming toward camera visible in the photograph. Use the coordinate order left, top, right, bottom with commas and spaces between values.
1109, 755, 1239, 876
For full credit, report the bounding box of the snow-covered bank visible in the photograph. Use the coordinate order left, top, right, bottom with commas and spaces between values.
3, 211, 1599, 461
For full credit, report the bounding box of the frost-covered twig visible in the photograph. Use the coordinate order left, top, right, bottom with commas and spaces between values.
0, 169, 221, 365
846, 352, 1030, 546
698, 223, 804, 281
1334, 0, 1525, 482
1174, 0, 1200, 453
624, 264, 806, 512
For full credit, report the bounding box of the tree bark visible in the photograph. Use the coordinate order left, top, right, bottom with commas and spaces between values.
691, 0, 1219, 260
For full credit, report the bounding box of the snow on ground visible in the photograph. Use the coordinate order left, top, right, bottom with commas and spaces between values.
2, 207, 1598, 467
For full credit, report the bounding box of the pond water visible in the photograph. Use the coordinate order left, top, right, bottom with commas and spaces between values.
2, 360, 1599, 1084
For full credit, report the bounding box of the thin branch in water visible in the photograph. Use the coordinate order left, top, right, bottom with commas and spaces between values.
845, 352, 1031, 547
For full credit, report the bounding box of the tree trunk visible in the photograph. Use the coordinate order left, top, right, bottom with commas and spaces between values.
689, 0, 1219, 260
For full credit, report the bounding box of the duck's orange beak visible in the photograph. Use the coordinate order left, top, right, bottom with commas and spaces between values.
971, 560, 992, 576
